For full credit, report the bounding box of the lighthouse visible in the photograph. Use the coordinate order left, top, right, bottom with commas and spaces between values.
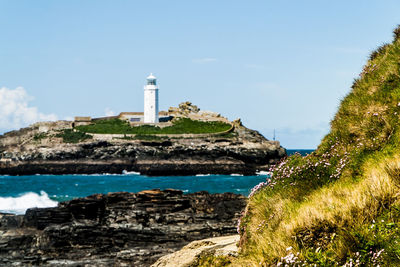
144, 73, 159, 123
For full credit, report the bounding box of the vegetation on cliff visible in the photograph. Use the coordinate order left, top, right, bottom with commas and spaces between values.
56, 129, 92, 143
234, 25, 400, 266
76, 117, 231, 135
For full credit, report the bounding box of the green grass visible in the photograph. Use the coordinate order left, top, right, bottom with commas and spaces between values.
213, 131, 237, 139
56, 129, 92, 143
235, 25, 400, 266
195, 255, 232, 267
76, 118, 231, 135
33, 132, 47, 141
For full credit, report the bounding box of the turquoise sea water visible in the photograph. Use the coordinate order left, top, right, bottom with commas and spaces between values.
0, 149, 313, 214
0, 173, 268, 201
0, 173, 268, 214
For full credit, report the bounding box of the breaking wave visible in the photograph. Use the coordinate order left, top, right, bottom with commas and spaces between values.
256, 171, 271, 176
0, 191, 58, 215
122, 170, 141, 175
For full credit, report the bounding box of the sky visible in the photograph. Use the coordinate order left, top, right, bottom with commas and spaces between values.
1, 1, 400, 148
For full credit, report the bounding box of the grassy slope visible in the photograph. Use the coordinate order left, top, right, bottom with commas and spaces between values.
76, 118, 231, 135
234, 26, 400, 266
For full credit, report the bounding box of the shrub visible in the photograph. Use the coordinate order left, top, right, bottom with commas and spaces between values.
56, 129, 92, 143
33, 132, 47, 141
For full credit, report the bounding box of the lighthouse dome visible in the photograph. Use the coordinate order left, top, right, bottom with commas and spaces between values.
147, 73, 156, 80
146, 73, 157, 85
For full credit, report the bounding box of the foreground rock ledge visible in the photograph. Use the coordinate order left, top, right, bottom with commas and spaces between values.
0, 189, 246, 266
152, 235, 240, 267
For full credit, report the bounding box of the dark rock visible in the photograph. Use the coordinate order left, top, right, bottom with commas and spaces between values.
0, 190, 246, 266
140, 141, 173, 147
0, 213, 24, 229
81, 141, 111, 149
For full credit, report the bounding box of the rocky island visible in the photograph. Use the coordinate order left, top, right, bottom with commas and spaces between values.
0, 102, 286, 176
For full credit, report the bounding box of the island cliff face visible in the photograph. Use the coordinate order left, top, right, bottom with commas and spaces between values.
0, 120, 285, 176
0, 189, 246, 266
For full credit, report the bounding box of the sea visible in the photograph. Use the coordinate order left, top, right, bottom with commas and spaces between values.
0, 149, 313, 215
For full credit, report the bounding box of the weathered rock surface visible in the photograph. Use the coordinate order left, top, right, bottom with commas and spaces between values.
0, 189, 246, 266
151, 235, 240, 267
0, 120, 286, 176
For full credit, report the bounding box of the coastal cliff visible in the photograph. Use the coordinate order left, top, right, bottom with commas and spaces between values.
0, 118, 285, 176
226, 25, 400, 266
0, 189, 246, 266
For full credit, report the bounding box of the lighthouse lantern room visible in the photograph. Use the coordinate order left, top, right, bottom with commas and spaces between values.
144, 73, 159, 123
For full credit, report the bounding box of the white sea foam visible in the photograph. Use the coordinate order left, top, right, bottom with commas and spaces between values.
71, 173, 122, 176
87, 173, 119, 176
122, 170, 141, 175
0, 191, 58, 215
256, 171, 271, 176
230, 174, 244, 176
195, 174, 211, 177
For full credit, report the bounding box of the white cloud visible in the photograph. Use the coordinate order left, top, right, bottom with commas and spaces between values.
0, 87, 57, 132
104, 107, 116, 116
192, 58, 218, 64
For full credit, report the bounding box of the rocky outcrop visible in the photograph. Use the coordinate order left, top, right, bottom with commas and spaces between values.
151, 235, 240, 267
168, 102, 229, 123
0, 121, 286, 176
0, 189, 246, 266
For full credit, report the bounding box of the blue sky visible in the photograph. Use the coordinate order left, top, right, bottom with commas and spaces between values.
1, 0, 400, 148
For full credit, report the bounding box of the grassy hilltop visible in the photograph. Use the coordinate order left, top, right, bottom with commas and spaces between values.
76, 118, 231, 135
219, 25, 400, 266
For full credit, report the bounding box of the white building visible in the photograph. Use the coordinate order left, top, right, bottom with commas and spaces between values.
144, 73, 159, 123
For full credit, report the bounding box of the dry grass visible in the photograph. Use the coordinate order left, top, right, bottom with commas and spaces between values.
234, 25, 400, 266
235, 156, 400, 266
289, 156, 400, 235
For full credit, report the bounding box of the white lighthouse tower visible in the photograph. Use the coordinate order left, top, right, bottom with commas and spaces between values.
144, 73, 159, 123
